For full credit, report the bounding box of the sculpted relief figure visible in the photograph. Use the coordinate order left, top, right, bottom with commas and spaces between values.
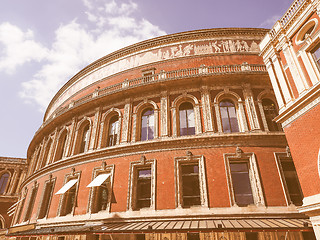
212, 41, 221, 52
221, 40, 230, 52
183, 44, 193, 56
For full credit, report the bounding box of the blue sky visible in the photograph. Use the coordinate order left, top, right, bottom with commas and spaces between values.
0, 0, 293, 158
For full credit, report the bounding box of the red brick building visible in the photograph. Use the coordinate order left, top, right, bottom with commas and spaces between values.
0, 157, 27, 240
7, 28, 314, 240
259, 0, 320, 239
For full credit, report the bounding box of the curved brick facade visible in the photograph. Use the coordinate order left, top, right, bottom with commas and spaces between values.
9, 28, 314, 240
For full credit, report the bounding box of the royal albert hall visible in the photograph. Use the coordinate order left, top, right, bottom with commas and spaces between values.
7, 28, 316, 240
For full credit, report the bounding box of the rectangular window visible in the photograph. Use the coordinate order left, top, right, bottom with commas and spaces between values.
15, 196, 26, 224
136, 168, 151, 209
279, 158, 303, 206
24, 186, 38, 221
57, 177, 79, 216
88, 173, 111, 213
312, 43, 320, 68
181, 163, 201, 207
38, 181, 54, 219
230, 162, 254, 206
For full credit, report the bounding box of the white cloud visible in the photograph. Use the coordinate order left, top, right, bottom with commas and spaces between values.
6, 0, 166, 111
259, 15, 280, 28
0, 22, 48, 74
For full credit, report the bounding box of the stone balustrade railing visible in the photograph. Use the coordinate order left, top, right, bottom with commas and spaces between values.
44, 63, 266, 127
280, 0, 306, 27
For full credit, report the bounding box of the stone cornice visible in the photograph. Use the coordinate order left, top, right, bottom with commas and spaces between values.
22, 132, 287, 190
274, 80, 320, 126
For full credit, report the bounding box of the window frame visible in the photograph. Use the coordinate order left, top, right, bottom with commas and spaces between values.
174, 152, 208, 208
219, 99, 240, 133
224, 149, 265, 207
54, 129, 68, 162
14, 188, 28, 224
87, 163, 114, 214
0, 171, 10, 195
57, 169, 81, 217
23, 182, 39, 222
140, 108, 155, 141
127, 156, 156, 211
75, 120, 91, 154
275, 151, 304, 206
261, 98, 282, 132
178, 102, 196, 136
37, 176, 56, 219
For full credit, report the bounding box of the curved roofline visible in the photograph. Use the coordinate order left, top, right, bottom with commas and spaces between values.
44, 27, 269, 121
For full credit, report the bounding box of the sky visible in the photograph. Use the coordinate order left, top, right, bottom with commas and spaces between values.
0, 0, 293, 158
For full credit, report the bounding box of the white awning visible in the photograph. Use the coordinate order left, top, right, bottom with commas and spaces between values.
55, 179, 78, 195
87, 173, 111, 187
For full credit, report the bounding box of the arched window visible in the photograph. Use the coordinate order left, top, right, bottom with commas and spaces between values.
41, 139, 52, 168
0, 173, 10, 194
262, 99, 282, 131
55, 130, 68, 161
107, 116, 119, 147
0, 216, 4, 229
141, 108, 154, 141
219, 100, 239, 133
179, 102, 195, 136
79, 124, 90, 153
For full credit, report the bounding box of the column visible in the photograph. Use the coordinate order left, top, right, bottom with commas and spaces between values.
282, 41, 308, 93
258, 100, 270, 131
160, 92, 170, 137
121, 99, 132, 143
238, 102, 249, 132
243, 84, 261, 131
214, 103, 223, 133
68, 118, 78, 156
194, 104, 202, 134
171, 107, 177, 137
201, 88, 214, 132
89, 107, 102, 150
265, 59, 285, 108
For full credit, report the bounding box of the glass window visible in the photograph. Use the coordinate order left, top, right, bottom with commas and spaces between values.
55, 131, 67, 161
107, 116, 119, 147
230, 162, 254, 206
219, 100, 239, 133
0, 173, 9, 194
279, 158, 303, 206
312, 43, 320, 68
90, 174, 110, 213
24, 186, 38, 221
181, 164, 201, 207
38, 181, 54, 219
141, 108, 154, 141
41, 139, 52, 168
179, 102, 195, 136
79, 124, 90, 153
262, 99, 281, 131
61, 183, 77, 216
136, 168, 152, 209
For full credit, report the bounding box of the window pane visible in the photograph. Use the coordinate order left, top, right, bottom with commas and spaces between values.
141, 109, 154, 141
179, 103, 195, 136
262, 99, 281, 131
0, 173, 9, 194
181, 163, 201, 207
136, 168, 151, 209
280, 159, 303, 205
230, 163, 254, 206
